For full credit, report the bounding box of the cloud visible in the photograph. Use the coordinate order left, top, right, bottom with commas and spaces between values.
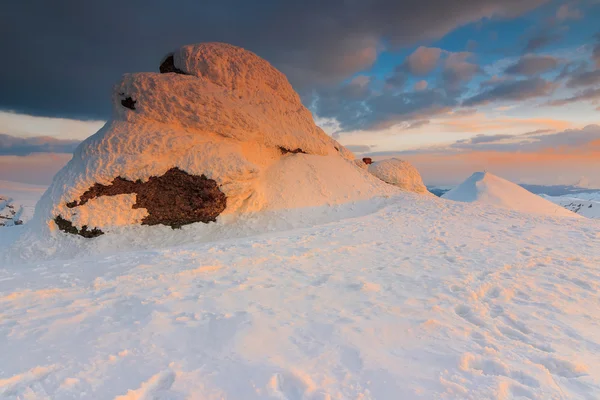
524, 33, 562, 52
448, 125, 600, 152
0, 154, 73, 185
504, 54, 560, 76
0, 0, 549, 119
547, 87, 600, 106
404, 47, 443, 76
565, 69, 600, 88
464, 77, 556, 106
344, 145, 373, 153
364, 125, 600, 186
0, 134, 81, 156
414, 80, 428, 91
556, 3, 582, 21
442, 52, 481, 90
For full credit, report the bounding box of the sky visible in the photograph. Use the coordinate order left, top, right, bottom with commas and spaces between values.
1, 0, 599, 186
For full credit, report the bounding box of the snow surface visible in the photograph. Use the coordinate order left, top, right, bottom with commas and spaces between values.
443, 172, 577, 218
1, 193, 599, 399
0, 180, 46, 225
542, 194, 600, 219
34, 43, 385, 235
367, 158, 429, 194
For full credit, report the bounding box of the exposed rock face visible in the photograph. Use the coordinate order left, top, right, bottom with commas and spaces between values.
368, 158, 429, 194
54, 215, 104, 238
66, 168, 226, 229
362, 157, 373, 165
120, 96, 136, 110
159, 54, 187, 74
34, 42, 408, 237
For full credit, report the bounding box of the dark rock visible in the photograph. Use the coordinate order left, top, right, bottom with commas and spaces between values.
54, 215, 104, 238
64, 167, 226, 231
121, 97, 136, 110
159, 54, 187, 74
362, 157, 373, 165
279, 147, 307, 155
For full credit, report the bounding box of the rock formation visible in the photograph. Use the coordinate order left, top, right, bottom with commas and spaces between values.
34, 43, 400, 237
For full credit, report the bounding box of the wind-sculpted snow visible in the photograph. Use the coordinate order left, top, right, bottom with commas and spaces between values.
368, 158, 429, 194
1, 194, 599, 399
32, 43, 393, 236
443, 172, 578, 217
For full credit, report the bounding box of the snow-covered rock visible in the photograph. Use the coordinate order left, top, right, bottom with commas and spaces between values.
33, 43, 398, 237
542, 194, 600, 219
367, 158, 429, 194
0, 180, 46, 227
443, 172, 578, 217
0, 196, 23, 226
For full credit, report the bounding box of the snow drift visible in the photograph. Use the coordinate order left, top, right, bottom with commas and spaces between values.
33, 43, 404, 237
368, 158, 429, 194
443, 172, 577, 217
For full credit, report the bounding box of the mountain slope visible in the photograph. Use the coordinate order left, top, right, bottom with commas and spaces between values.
1, 194, 599, 399
443, 172, 577, 217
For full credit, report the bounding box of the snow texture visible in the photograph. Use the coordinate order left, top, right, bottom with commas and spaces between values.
34, 43, 368, 235
443, 172, 578, 217
367, 158, 429, 194
0, 180, 46, 226
1, 192, 599, 399
542, 193, 600, 219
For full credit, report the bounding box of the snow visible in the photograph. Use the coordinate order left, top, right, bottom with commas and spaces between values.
542, 193, 600, 219
33, 43, 373, 234
1, 193, 599, 399
0, 180, 46, 226
443, 172, 578, 218
367, 158, 430, 194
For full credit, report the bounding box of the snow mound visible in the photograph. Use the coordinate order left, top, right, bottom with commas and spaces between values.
368, 158, 429, 194
32, 42, 398, 237
443, 172, 578, 217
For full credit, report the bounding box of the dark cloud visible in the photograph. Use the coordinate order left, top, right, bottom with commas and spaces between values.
1, 0, 548, 120
314, 86, 456, 132
547, 87, 600, 106
504, 54, 560, 76
0, 134, 80, 156
366, 124, 600, 156
404, 47, 443, 76
565, 69, 600, 88
524, 33, 562, 52
450, 124, 600, 152
442, 52, 481, 90
463, 77, 556, 106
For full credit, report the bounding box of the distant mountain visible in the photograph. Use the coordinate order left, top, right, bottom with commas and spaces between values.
518, 184, 600, 197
